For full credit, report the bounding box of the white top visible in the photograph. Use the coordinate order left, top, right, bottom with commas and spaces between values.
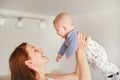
47, 78, 54, 80
86, 37, 119, 76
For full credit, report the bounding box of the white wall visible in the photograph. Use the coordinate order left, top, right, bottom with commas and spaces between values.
0, 8, 120, 80
59, 8, 120, 80
0, 11, 61, 75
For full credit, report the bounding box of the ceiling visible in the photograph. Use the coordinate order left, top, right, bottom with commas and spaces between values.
0, 0, 120, 16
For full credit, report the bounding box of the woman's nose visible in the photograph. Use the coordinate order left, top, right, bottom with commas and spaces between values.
37, 48, 43, 53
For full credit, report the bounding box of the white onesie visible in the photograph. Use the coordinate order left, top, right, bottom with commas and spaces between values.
86, 37, 119, 76
47, 78, 54, 80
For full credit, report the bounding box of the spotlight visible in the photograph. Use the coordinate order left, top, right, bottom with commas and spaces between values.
0, 16, 5, 27
39, 19, 47, 30
16, 17, 23, 28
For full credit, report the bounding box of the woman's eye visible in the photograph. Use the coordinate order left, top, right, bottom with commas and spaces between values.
34, 49, 37, 52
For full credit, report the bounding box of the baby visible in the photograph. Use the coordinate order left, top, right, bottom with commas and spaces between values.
53, 13, 120, 80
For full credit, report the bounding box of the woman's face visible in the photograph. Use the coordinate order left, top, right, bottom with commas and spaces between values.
25, 44, 49, 65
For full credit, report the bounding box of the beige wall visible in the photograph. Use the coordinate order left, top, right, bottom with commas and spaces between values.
0, 8, 120, 80
59, 8, 120, 80
0, 11, 61, 75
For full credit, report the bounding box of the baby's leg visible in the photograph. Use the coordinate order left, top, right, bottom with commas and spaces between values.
87, 39, 120, 79
105, 72, 120, 80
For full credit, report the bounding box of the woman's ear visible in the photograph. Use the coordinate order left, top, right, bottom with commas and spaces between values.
25, 60, 40, 72
25, 60, 33, 67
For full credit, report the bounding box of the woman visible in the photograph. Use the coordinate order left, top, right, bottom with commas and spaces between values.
9, 33, 91, 80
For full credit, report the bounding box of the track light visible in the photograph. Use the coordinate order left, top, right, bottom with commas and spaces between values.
0, 14, 47, 29
16, 17, 23, 28
0, 16, 5, 27
39, 19, 47, 30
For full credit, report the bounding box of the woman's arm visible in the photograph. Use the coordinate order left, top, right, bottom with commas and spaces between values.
76, 32, 91, 80
46, 32, 91, 80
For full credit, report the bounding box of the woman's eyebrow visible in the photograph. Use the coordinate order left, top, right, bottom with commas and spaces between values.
32, 46, 35, 49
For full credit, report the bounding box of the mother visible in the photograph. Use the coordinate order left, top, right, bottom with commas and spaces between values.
9, 33, 91, 80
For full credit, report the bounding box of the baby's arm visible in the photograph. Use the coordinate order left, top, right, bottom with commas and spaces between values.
66, 31, 78, 59
56, 41, 67, 62
46, 33, 91, 80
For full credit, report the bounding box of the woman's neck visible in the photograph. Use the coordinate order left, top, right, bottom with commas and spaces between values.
37, 71, 47, 80
36, 65, 47, 80
39, 75, 47, 80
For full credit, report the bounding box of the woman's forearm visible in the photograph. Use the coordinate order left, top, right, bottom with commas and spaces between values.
76, 50, 91, 80
46, 73, 78, 80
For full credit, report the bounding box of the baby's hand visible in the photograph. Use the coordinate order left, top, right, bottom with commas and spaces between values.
56, 53, 62, 62
66, 56, 72, 60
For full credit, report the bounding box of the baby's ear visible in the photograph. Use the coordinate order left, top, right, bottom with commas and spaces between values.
62, 26, 66, 30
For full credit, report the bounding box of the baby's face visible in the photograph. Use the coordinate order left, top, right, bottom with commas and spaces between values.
54, 22, 67, 38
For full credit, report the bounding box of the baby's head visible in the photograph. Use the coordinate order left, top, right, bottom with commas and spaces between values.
53, 13, 74, 38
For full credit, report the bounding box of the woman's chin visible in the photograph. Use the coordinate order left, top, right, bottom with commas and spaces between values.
45, 57, 49, 63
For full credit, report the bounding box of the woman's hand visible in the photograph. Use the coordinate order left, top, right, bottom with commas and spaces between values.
77, 32, 88, 53
76, 32, 92, 80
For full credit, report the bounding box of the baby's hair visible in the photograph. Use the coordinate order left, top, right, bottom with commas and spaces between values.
53, 12, 73, 25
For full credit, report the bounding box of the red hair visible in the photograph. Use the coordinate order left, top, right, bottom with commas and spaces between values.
9, 43, 37, 80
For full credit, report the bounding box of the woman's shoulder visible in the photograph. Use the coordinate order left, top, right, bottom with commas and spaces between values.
47, 77, 54, 80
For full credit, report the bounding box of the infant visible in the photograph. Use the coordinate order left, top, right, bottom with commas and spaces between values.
53, 13, 120, 80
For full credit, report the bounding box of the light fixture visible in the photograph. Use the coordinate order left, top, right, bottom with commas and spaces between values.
0, 16, 5, 27
39, 19, 47, 30
16, 17, 23, 28
0, 14, 47, 29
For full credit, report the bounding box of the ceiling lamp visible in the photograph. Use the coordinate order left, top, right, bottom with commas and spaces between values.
16, 17, 23, 28
39, 19, 47, 30
0, 16, 5, 27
